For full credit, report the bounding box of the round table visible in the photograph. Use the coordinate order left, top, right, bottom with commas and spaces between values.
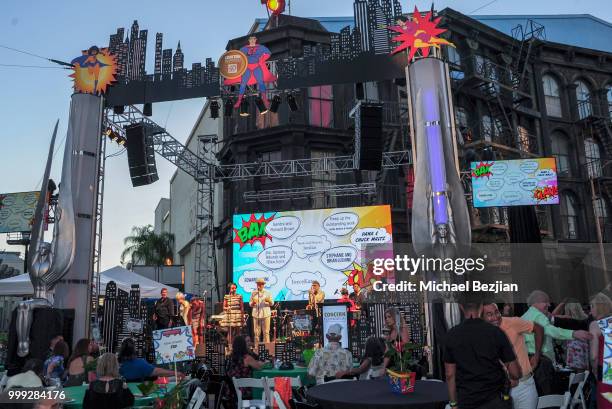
63, 382, 164, 409
253, 366, 312, 386
306, 379, 449, 409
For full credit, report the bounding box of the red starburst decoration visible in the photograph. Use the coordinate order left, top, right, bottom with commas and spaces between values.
233, 213, 275, 249
471, 162, 494, 179
389, 6, 455, 61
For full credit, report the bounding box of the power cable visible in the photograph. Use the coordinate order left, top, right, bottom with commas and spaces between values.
469, 0, 499, 14
0, 63, 68, 70
0, 44, 73, 68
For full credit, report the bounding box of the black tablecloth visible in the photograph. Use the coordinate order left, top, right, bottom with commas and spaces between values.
306, 379, 449, 409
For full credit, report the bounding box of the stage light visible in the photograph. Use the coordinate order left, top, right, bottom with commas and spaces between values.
286, 93, 299, 112
240, 98, 250, 117
269, 95, 282, 113
143, 102, 153, 117
210, 100, 220, 119
255, 96, 269, 115
224, 98, 234, 117
104, 128, 126, 145
266, 0, 285, 15
113, 105, 125, 115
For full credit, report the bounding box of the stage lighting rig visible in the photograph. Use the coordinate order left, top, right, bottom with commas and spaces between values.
104, 128, 126, 145
263, 0, 286, 15
210, 100, 220, 119
224, 98, 234, 117
269, 94, 282, 113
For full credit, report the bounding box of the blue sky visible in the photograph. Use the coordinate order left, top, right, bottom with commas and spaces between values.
1, 0, 611, 271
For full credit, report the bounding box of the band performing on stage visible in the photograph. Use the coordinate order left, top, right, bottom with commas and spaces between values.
151, 279, 366, 352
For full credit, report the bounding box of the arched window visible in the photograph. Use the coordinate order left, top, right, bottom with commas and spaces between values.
595, 197, 608, 226
551, 132, 572, 177
606, 85, 612, 119
542, 75, 562, 117
560, 192, 579, 239
575, 80, 592, 119
584, 137, 602, 178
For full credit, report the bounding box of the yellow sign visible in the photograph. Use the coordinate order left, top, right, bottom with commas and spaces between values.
218, 50, 248, 81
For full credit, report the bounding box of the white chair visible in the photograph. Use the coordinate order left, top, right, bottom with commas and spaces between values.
273, 391, 288, 409
265, 376, 302, 389
186, 387, 206, 409
568, 371, 589, 409
0, 373, 8, 393
232, 377, 271, 409
537, 392, 571, 409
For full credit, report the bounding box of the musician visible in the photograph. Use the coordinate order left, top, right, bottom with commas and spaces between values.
176, 292, 191, 326
249, 278, 273, 346
350, 283, 366, 309
223, 282, 244, 345
338, 288, 358, 327
189, 297, 205, 346
153, 288, 174, 329
306, 281, 325, 314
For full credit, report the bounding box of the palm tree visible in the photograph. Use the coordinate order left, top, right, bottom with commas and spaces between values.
121, 225, 175, 266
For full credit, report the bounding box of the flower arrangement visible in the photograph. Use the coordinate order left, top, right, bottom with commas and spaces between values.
384, 340, 421, 394
153, 379, 187, 409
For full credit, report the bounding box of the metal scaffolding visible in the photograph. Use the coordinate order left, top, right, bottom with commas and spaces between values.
244, 183, 377, 202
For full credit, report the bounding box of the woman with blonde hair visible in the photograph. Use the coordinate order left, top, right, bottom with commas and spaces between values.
588, 292, 612, 409
83, 353, 134, 409
383, 307, 410, 346
559, 299, 590, 370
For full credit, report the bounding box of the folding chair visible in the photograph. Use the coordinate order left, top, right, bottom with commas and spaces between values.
187, 387, 207, 409
265, 376, 303, 389
567, 371, 589, 409
274, 391, 289, 409
206, 374, 233, 409
232, 377, 271, 409
537, 392, 571, 409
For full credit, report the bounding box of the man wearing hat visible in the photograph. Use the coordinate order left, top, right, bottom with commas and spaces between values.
307, 323, 353, 385
249, 278, 273, 346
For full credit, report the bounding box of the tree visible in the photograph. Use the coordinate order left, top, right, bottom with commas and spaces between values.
121, 225, 175, 266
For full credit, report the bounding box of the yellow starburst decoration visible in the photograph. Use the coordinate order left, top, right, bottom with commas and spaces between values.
70, 46, 117, 95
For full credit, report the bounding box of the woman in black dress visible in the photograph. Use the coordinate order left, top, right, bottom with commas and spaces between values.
83, 353, 134, 409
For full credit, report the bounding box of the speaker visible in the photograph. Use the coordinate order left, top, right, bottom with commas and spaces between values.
125, 124, 159, 187
358, 103, 383, 171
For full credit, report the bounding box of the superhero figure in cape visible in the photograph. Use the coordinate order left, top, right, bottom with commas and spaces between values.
71, 46, 109, 95
225, 35, 277, 109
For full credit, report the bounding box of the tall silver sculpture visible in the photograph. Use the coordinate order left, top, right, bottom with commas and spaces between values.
16, 120, 76, 357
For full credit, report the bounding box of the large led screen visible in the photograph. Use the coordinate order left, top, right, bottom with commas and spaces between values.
0, 192, 39, 233
233, 205, 394, 301
471, 158, 559, 208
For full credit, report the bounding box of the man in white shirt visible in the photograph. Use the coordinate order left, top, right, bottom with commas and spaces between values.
249, 278, 273, 346
308, 324, 353, 385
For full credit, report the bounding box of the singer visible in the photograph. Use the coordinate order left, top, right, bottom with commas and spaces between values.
249, 278, 273, 346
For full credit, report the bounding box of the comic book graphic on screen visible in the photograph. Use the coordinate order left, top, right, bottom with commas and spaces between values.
471, 158, 559, 208
233, 205, 394, 301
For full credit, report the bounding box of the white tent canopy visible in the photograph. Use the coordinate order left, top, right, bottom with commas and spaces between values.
0, 265, 178, 298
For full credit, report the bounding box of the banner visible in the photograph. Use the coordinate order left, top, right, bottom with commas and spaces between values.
233, 205, 394, 301
322, 304, 349, 349
152, 326, 195, 365
471, 158, 559, 208
0, 192, 39, 233
599, 316, 612, 386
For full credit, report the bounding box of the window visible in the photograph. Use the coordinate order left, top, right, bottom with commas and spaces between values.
308, 86, 334, 128
595, 197, 608, 227
584, 138, 602, 178
551, 132, 572, 177
455, 106, 468, 129
311, 150, 336, 208
475, 55, 499, 94
607, 85, 612, 119
481, 115, 502, 142
542, 75, 562, 118
560, 192, 579, 240
447, 47, 464, 80
517, 125, 531, 153
575, 80, 592, 119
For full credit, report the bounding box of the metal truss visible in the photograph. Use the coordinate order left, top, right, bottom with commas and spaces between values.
244, 183, 377, 203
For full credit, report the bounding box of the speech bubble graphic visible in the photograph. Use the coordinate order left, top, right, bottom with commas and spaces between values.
486, 178, 505, 191
476, 191, 497, 202
502, 191, 522, 202
266, 216, 301, 240
535, 169, 555, 179
238, 270, 278, 292
490, 162, 508, 175
291, 235, 332, 259
257, 246, 293, 270
505, 172, 524, 184
350, 228, 391, 246
321, 246, 358, 270
519, 160, 539, 174
519, 178, 538, 191
285, 271, 327, 296
323, 212, 359, 236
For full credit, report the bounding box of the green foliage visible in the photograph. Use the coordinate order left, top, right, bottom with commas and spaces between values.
121, 225, 175, 266
384, 341, 420, 374
137, 380, 159, 396
83, 358, 98, 373
154, 379, 187, 409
